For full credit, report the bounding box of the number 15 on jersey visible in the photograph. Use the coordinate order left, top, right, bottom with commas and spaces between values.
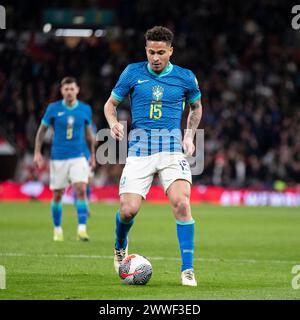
150, 103, 162, 119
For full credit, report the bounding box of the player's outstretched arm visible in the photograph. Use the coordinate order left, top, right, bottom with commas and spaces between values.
33, 123, 48, 169
104, 95, 124, 141
183, 98, 203, 156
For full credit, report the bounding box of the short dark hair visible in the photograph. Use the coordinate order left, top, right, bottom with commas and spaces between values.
145, 26, 174, 45
61, 76, 78, 86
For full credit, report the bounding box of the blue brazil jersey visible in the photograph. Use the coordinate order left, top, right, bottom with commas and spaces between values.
112, 62, 201, 156
42, 100, 92, 160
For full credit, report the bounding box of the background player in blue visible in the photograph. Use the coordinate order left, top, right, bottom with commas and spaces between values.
104, 26, 203, 286
34, 77, 96, 241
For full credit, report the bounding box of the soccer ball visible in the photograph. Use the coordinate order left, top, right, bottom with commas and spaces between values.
119, 254, 152, 285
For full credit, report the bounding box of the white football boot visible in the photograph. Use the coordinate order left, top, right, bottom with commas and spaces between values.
114, 244, 128, 273
53, 227, 64, 241
181, 269, 197, 286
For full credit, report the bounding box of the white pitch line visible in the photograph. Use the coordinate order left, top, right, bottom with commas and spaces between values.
0, 252, 298, 265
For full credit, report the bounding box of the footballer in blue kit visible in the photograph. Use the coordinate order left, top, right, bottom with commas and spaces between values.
104, 26, 203, 286
34, 77, 96, 242
112, 60, 200, 156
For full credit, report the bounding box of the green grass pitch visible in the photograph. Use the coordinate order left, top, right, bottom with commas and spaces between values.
0, 202, 299, 300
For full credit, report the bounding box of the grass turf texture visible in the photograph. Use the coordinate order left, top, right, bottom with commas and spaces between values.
0, 202, 299, 300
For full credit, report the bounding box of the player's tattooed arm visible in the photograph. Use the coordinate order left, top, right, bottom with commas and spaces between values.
33, 124, 48, 168
183, 98, 202, 156
186, 98, 202, 139
104, 95, 124, 141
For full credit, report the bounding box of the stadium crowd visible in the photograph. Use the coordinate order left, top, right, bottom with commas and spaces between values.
0, 0, 299, 188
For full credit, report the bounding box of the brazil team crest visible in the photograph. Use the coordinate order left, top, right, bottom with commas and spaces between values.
152, 86, 164, 101
67, 116, 75, 125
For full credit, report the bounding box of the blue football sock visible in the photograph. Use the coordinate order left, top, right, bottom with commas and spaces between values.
115, 211, 134, 249
86, 186, 91, 215
76, 199, 88, 225
176, 219, 195, 272
51, 201, 62, 227
86, 185, 91, 201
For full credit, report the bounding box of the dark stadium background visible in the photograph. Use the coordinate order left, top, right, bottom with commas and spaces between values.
1, 0, 300, 304
0, 0, 299, 193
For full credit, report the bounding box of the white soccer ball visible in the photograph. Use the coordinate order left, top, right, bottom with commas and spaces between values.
119, 254, 152, 285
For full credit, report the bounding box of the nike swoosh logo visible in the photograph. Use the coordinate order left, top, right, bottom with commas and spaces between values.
137, 80, 149, 84
120, 271, 141, 279
57, 112, 64, 116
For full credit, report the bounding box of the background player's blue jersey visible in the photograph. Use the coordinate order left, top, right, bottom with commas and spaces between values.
112, 61, 201, 156
42, 100, 92, 160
